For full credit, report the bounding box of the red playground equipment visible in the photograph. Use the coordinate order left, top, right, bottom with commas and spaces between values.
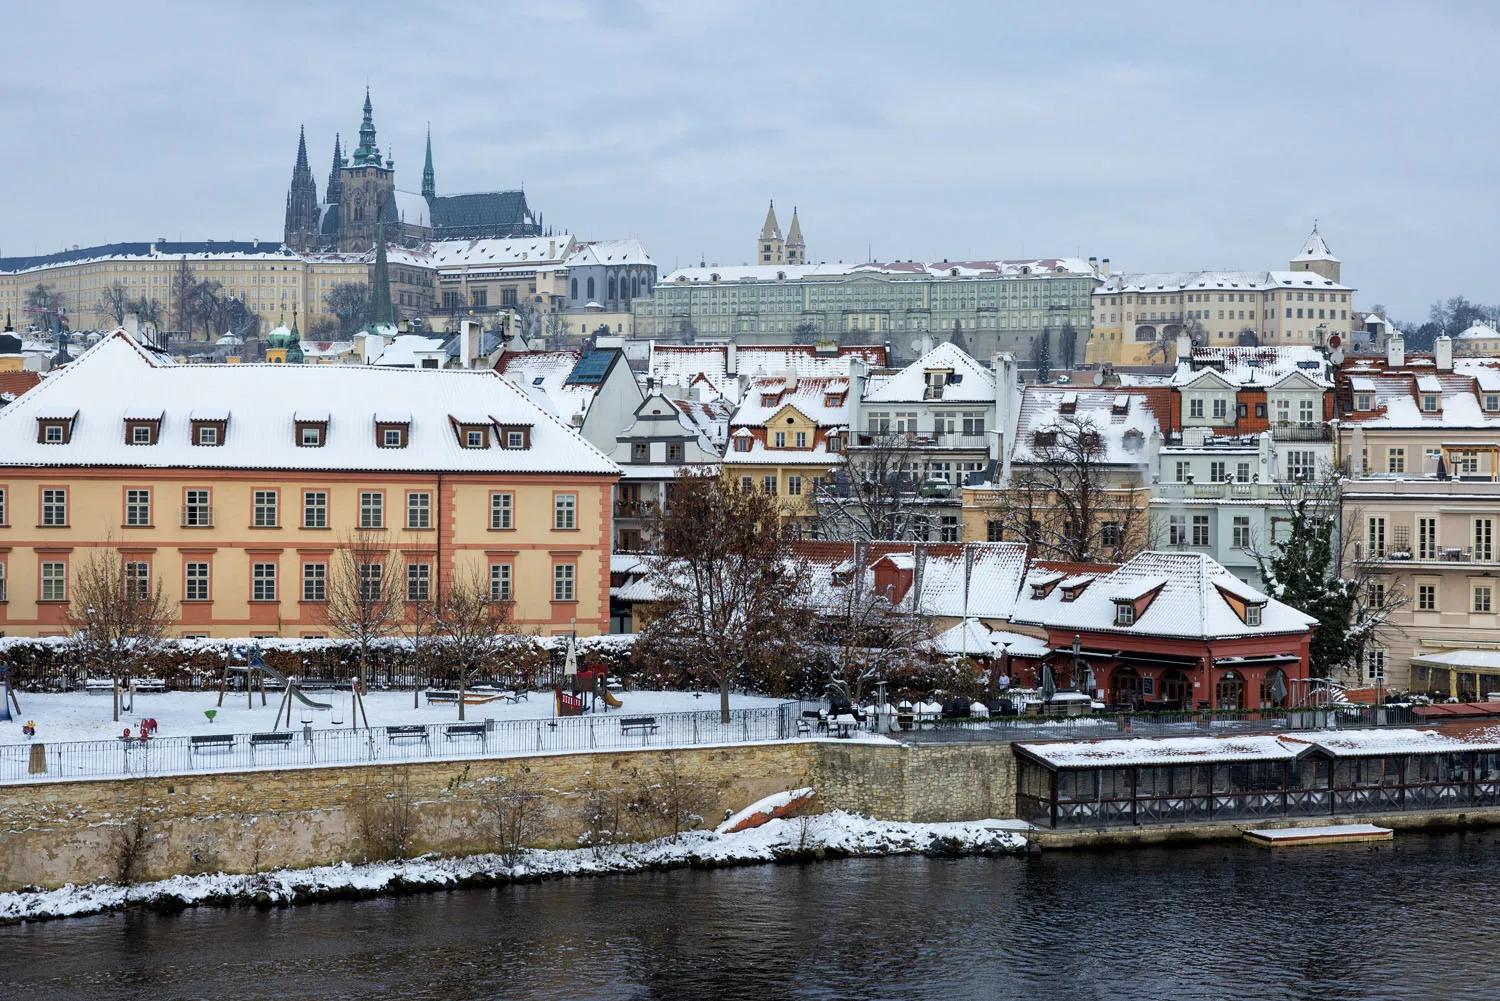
554, 662, 621, 716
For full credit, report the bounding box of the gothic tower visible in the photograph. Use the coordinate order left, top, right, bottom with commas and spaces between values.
282, 126, 320, 251
337, 88, 395, 253
326, 133, 344, 209
758, 201, 784, 265
785, 206, 805, 265
421, 126, 436, 201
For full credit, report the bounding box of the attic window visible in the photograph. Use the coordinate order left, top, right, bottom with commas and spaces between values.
734, 437, 752, 453
466, 429, 487, 448
1355, 393, 1373, 411
1246, 605, 1262, 627
824, 393, 844, 407
1420, 394, 1440, 413
1060, 580, 1091, 602
1114, 603, 1136, 626
761, 394, 779, 406
1033, 430, 1057, 448
376, 421, 409, 448
37, 417, 75, 444
498, 425, 532, 449
1058, 392, 1077, 415
533, 377, 545, 386
190, 419, 228, 446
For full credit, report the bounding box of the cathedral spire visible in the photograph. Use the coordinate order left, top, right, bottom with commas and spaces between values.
283, 125, 320, 251
422, 125, 436, 200
785, 206, 805, 265
758, 200, 784, 265
326, 133, 343, 206
353, 87, 382, 167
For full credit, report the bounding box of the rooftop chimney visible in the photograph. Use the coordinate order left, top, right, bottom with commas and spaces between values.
1435, 334, 1453, 373
1101, 257, 1111, 277
1387, 332, 1405, 369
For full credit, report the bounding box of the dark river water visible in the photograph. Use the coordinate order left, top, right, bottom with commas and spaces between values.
4, 831, 1499, 1001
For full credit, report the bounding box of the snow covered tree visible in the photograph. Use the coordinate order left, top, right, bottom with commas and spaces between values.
1034, 328, 1052, 383
319, 531, 403, 693
427, 565, 523, 721
66, 545, 175, 722
1252, 472, 1405, 683
637, 473, 806, 721
813, 543, 931, 704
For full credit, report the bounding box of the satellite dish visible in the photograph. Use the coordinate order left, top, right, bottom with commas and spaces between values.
1329, 347, 1345, 365
1092, 371, 1104, 386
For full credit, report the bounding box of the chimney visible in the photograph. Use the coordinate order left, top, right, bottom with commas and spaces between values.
1351, 424, 1367, 476
726, 341, 738, 377
252, 237, 260, 249
1435, 334, 1453, 373
1387, 332, 1405, 368
123, 313, 139, 338
847, 357, 866, 443
992, 351, 1017, 478
1101, 257, 1111, 277
1175, 331, 1192, 363
459, 319, 476, 369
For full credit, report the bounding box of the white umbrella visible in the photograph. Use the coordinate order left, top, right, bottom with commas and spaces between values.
563, 636, 578, 677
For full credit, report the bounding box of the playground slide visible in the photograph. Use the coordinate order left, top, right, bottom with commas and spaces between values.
602, 688, 623, 709
231, 658, 332, 710
286, 685, 333, 711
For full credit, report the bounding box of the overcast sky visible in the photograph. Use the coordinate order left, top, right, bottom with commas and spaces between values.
2, 1, 1496, 320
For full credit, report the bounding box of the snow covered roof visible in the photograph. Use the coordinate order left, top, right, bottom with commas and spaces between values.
671, 397, 733, 453
1174, 346, 1330, 389
645, 343, 886, 403
495, 350, 599, 425
0, 331, 619, 475
862, 341, 996, 404
730, 375, 851, 428
1018, 734, 1308, 768
429, 235, 574, 269
661, 258, 1098, 284
391, 190, 432, 230
1012, 551, 1316, 640
1299, 728, 1500, 757
929, 618, 1050, 657
1291, 225, 1340, 264
1456, 322, 1500, 341
1337, 362, 1500, 429
1011, 387, 1166, 465
1410, 649, 1500, 671
371, 334, 446, 367
565, 239, 653, 268
1095, 268, 1351, 294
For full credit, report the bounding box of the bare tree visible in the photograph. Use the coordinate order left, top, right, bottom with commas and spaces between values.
637, 473, 806, 721
987, 412, 1148, 562
428, 565, 521, 720
806, 433, 929, 541
325, 282, 372, 335
97, 281, 131, 326
319, 531, 403, 693
1147, 318, 1204, 365
814, 544, 932, 704
1056, 321, 1079, 371
66, 546, 175, 722
170, 259, 196, 338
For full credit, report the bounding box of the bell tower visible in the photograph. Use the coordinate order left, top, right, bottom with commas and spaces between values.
758, 201, 784, 265
337, 88, 396, 253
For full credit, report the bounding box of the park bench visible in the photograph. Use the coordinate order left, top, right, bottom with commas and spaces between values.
425, 690, 460, 705
249, 732, 294, 748
444, 723, 487, 743
619, 716, 659, 736
386, 725, 429, 742
133, 679, 168, 693
189, 734, 234, 752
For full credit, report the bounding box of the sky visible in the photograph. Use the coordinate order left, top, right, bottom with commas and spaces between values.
2, 0, 1497, 321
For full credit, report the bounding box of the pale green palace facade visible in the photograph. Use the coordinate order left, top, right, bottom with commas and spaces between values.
632, 258, 1100, 357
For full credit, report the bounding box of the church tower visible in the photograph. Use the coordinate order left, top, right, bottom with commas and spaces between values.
785, 206, 806, 265
326, 133, 344, 210
1290, 223, 1341, 283
422, 126, 436, 201
758, 201, 784, 265
282, 126, 320, 251
337, 89, 395, 253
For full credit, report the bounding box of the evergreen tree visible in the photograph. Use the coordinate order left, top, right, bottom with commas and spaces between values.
1034, 328, 1052, 383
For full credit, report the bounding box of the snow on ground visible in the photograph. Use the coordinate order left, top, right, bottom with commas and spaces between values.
0, 689, 792, 746
0, 811, 1033, 925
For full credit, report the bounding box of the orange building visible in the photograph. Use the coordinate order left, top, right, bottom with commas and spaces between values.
0, 331, 619, 638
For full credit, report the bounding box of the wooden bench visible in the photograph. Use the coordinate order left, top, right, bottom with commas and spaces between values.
249, 732, 294, 748
386, 725, 429, 742
189, 734, 234, 752
619, 716, 659, 735
425, 690, 460, 705
444, 723, 486, 742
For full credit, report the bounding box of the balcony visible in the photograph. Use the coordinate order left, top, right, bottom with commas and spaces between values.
1153, 480, 1267, 501
1362, 545, 1500, 566
854, 432, 988, 450
614, 500, 661, 519
178, 506, 215, 528
1269, 422, 1332, 442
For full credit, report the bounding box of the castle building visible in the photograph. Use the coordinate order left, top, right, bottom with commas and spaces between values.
756, 201, 805, 266
283, 90, 543, 254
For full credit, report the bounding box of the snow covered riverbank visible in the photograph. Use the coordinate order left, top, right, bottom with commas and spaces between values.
0, 812, 1032, 925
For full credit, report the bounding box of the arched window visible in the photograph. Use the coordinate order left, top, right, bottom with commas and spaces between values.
631, 277, 640, 298
587, 277, 595, 300
571, 279, 578, 300
607, 276, 616, 301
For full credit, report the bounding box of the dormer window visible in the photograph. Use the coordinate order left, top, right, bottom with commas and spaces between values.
300, 426, 323, 447
1033, 430, 1057, 448
383, 428, 404, 447
1114, 603, 1136, 626
1421, 394, 1440, 413
198, 426, 218, 445
375, 412, 411, 449
123, 410, 162, 445
761, 394, 778, 407
1356, 393, 1373, 411
824, 393, 844, 407
1246, 604, 1262, 626
734, 437, 752, 452
36, 411, 77, 444
467, 429, 487, 448
1486, 395, 1499, 412
497, 424, 532, 450
189, 409, 228, 447
827, 434, 843, 453
506, 430, 525, 449
131, 425, 152, 444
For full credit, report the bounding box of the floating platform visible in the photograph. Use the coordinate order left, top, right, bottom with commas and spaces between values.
1244, 824, 1393, 848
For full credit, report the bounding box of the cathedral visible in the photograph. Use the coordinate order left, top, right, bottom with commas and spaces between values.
283, 90, 543, 253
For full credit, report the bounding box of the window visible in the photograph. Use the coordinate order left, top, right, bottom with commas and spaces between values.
740, 476, 753, 492
773, 431, 786, 448
667, 442, 684, 463
302, 562, 327, 602
1169, 514, 1187, 546
554, 493, 577, 530
506, 430, 525, 449
1245, 604, 1262, 627
1232, 516, 1251, 549
406, 563, 431, 602
183, 489, 211, 527
867, 412, 891, 435
360, 492, 384, 529
185, 562, 210, 601
357, 563, 382, 602
1365, 649, 1386, 681
1418, 517, 1438, 560
490, 563, 513, 601
962, 412, 985, 436
1421, 394, 1439, 413
1356, 393, 1373, 411
1236, 461, 1251, 482
124, 561, 151, 600
197, 426, 219, 445
41, 424, 64, 443
1477, 584, 1495, 613
299, 426, 323, 447
1275, 398, 1291, 425
252, 562, 277, 602
383, 428, 404, 448
1286, 451, 1315, 481
733, 437, 752, 453
553, 563, 576, 601
1367, 581, 1386, 607
1476, 518, 1494, 562
0, 487, 4, 525
1387, 448, 1405, 474
40, 561, 66, 602
407, 492, 431, 529
1210, 461, 1227, 482
1418, 584, 1437, 611
1192, 515, 1210, 547
787, 475, 802, 496
987, 520, 1004, 543
1367, 517, 1386, 558
632, 442, 649, 462
795, 431, 807, 448
303, 490, 328, 528
466, 429, 485, 448
1299, 399, 1315, 424
126, 489, 151, 526
828, 436, 842, 453
130, 425, 153, 444
1188, 398, 1204, 419
1114, 603, 1135, 626
1212, 398, 1228, 421
41, 488, 67, 526
762, 476, 778, 495
253, 490, 278, 527
491, 492, 514, 530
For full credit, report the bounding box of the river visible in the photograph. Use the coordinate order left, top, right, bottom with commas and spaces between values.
4, 831, 1498, 1001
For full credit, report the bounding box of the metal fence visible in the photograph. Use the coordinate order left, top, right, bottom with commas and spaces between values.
0, 704, 800, 786
882, 705, 1419, 745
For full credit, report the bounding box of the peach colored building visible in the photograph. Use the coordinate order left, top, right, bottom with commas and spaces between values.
0, 331, 618, 638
